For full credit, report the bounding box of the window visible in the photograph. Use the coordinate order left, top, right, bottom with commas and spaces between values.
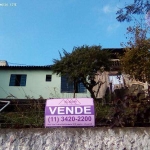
61, 76, 86, 93
9, 74, 27, 86
77, 82, 87, 93
109, 75, 123, 85
46, 75, 52, 81
61, 76, 74, 93
109, 75, 124, 91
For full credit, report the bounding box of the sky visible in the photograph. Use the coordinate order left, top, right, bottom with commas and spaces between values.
0, 0, 148, 66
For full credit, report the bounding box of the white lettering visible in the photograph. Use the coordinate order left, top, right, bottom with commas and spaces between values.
48, 106, 92, 115
58, 107, 65, 114
49, 107, 57, 114
66, 107, 74, 114
75, 107, 83, 114
84, 106, 91, 114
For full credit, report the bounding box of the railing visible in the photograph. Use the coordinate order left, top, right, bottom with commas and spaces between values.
0, 97, 150, 128
0, 99, 45, 128
0, 100, 10, 112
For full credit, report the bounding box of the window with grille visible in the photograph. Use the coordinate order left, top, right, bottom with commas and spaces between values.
9, 74, 27, 86
61, 76, 86, 93
46, 75, 52, 82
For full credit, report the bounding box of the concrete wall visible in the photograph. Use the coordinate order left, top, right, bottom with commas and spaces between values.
0, 69, 90, 99
0, 128, 150, 150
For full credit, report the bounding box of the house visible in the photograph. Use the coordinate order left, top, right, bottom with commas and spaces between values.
0, 48, 147, 100
0, 49, 127, 100
0, 61, 90, 99
93, 48, 148, 99
92, 48, 124, 99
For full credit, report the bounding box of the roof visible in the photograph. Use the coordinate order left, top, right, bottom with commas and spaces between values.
0, 48, 124, 70
103, 48, 125, 59
0, 65, 52, 70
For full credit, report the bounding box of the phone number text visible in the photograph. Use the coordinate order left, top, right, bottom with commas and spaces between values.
48, 116, 92, 123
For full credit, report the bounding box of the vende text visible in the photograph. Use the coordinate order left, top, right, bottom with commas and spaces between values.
48, 106, 92, 115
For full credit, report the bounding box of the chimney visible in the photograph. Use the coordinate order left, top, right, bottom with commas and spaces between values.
0, 60, 9, 66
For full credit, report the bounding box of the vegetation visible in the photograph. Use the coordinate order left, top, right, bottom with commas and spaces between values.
116, 0, 150, 82
112, 88, 150, 127
0, 92, 149, 128
95, 87, 150, 127
52, 45, 111, 100
120, 26, 150, 82
116, 0, 150, 22
116, 0, 150, 127
0, 99, 45, 128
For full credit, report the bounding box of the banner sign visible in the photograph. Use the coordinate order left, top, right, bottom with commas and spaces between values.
45, 98, 95, 127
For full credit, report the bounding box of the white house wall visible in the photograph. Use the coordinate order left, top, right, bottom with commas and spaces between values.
0, 69, 90, 99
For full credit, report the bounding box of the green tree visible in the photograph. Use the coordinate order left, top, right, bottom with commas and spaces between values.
52, 45, 111, 100
116, 0, 150, 22
116, 0, 150, 82
120, 26, 150, 82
